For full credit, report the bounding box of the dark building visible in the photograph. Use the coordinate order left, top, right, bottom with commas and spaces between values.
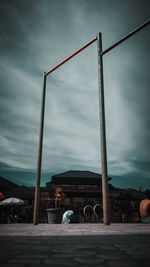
46, 170, 114, 222
0, 171, 144, 223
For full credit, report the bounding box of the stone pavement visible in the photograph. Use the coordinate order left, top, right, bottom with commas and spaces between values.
0, 223, 150, 267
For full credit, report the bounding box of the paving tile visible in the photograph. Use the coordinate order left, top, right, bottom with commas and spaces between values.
52, 254, 73, 258
8, 259, 40, 264
0, 265, 24, 267
97, 253, 129, 260
74, 257, 105, 264
29, 266, 53, 267
107, 259, 141, 267
45, 258, 77, 265
31, 246, 51, 251
132, 254, 150, 260
15, 255, 49, 259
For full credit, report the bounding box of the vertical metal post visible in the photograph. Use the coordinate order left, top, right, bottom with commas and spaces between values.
97, 32, 110, 225
33, 72, 47, 225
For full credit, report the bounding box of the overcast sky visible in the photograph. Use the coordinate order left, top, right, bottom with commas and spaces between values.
0, 0, 150, 189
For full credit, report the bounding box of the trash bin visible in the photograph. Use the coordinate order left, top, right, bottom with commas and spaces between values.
47, 208, 65, 224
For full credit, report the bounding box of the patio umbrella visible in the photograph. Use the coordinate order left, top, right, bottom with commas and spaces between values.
0, 192, 4, 200
0, 197, 24, 216
0, 197, 24, 205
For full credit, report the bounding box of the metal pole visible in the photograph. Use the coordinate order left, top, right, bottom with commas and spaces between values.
97, 32, 110, 225
102, 18, 150, 56
33, 72, 47, 225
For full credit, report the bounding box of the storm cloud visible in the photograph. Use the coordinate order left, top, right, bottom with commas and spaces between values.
0, 0, 150, 189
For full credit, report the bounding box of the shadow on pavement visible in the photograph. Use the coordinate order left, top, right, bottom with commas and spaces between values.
0, 234, 150, 266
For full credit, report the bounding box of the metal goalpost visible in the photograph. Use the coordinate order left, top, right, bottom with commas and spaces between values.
33, 19, 150, 225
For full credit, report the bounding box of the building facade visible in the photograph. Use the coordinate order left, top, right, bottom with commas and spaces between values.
0, 171, 144, 223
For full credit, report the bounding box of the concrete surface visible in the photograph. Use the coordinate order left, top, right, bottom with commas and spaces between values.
0, 223, 150, 266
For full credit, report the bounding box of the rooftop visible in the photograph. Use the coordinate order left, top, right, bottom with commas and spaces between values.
50, 170, 112, 186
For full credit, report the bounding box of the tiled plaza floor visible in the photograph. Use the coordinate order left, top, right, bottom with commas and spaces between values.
0, 223, 150, 266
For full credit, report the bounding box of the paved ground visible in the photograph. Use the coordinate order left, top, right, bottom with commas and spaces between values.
0, 223, 150, 266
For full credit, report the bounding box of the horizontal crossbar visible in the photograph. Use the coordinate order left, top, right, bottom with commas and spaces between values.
45, 37, 97, 76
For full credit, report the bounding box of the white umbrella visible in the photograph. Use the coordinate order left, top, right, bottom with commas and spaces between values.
0, 197, 24, 205
0, 197, 24, 217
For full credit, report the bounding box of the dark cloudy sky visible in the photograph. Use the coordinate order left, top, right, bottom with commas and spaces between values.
0, 0, 150, 189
